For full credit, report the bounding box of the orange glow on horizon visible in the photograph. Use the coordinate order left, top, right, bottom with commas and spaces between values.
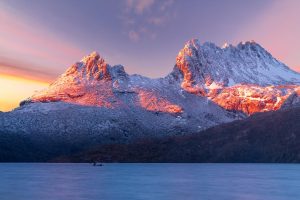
0, 64, 55, 83
0, 74, 49, 112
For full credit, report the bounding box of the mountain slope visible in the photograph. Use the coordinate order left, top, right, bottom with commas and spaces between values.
1, 106, 299, 162
1, 37, 300, 162
62, 106, 300, 163
1, 39, 300, 138
26, 51, 222, 115
172, 39, 300, 88
1, 49, 244, 136
169, 39, 300, 114
24, 39, 300, 116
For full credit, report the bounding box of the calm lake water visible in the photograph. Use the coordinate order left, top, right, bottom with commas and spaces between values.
0, 163, 300, 200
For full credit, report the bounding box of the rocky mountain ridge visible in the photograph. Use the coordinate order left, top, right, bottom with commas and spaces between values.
28, 39, 300, 115
170, 39, 300, 114
1, 39, 300, 137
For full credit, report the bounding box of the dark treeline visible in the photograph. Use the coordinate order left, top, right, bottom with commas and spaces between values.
1, 107, 300, 163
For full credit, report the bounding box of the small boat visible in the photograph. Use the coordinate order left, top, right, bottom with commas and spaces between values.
92, 161, 103, 166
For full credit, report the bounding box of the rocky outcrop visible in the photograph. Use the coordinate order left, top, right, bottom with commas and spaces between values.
209, 85, 300, 114
1, 49, 243, 136
1, 38, 300, 138
27, 40, 300, 115
170, 39, 300, 114
172, 39, 300, 88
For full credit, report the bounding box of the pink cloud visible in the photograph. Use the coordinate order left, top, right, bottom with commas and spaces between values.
126, 0, 155, 14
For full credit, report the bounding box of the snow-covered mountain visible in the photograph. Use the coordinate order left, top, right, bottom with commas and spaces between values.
172, 39, 300, 88
1, 39, 300, 137
25, 51, 226, 116
169, 39, 300, 114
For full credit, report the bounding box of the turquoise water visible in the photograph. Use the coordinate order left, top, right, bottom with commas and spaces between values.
0, 163, 300, 200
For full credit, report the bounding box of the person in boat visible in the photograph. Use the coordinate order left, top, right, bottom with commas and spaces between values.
91, 160, 97, 166
91, 160, 103, 166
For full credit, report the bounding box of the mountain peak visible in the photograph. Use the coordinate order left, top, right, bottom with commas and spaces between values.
81, 51, 101, 62
173, 39, 300, 93
236, 40, 263, 50
27, 39, 300, 117
221, 42, 230, 49
184, 39, 201, 49
56, 51, 130, 85
60, 51, 110, 83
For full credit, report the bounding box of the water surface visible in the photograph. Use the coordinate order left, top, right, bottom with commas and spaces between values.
0, 163, 300, 200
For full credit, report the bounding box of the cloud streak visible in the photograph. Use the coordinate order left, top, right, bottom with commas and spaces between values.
0, 6, 86, 79
0, 58, 57, 82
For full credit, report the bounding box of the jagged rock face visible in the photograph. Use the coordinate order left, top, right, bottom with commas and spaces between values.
65, 51, 110, 81
30, 52, 129, 109
19, 51, 242, 136
26, 40, 300, 116
29, 52, 187, 113
2, 38, 300, 138
209, 85, 300, 115
174, 39, 300, 88
172, 39, 300, 114
56, 51, 128, 85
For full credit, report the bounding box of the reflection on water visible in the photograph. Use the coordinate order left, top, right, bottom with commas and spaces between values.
0, 163, 300, 200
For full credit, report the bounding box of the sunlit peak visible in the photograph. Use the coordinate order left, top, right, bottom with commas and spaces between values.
221, 42, 229, 49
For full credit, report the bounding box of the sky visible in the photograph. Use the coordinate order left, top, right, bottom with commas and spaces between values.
1, 0, 300, 111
